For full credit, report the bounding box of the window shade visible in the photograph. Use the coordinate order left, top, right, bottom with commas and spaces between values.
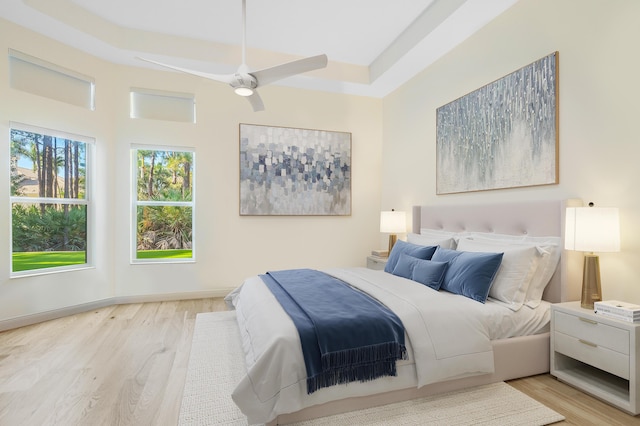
8, 49, 95, 110
130, 88, 196, 123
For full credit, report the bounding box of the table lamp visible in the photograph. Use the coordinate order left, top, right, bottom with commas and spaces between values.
565, 204, 620, 309
380, 209, 406, 254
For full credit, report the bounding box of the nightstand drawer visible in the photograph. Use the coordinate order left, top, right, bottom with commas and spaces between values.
554, 311, 629, 354
554, 331, 629, 379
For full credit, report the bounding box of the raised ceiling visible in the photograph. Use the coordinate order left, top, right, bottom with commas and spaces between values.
0, 0, 519, 97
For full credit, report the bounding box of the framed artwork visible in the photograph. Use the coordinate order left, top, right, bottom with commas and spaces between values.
436, 52, 559, 194
239, 124, 352, 216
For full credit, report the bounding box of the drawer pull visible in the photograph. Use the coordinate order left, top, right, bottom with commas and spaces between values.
579, 317, 598, 325
579, 339, 597, 348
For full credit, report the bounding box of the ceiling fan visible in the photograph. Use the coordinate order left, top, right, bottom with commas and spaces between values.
137, 0, 328, 112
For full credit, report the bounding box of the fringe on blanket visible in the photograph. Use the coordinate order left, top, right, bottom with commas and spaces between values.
321, 342, 408, 370
308, 342, 408, 394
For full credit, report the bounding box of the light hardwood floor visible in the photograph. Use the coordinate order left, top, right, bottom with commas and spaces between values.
1, 298, 639, 425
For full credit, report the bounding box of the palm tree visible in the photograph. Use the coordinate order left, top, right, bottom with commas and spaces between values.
165, 151, 193, 199
166, 152, 182, 185
181, 153, 192, 198
43, 135, 54, 199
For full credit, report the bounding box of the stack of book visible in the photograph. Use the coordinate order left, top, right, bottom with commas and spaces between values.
371, 249, 388, 258
594, 300, 640, 323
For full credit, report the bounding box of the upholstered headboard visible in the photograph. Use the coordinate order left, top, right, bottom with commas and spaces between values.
412, 200, 581, 303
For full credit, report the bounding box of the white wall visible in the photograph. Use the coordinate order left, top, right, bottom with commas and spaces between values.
381, 0, 640, 302
0, 18, 383, 324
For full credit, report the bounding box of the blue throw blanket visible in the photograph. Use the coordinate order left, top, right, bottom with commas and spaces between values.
261, 269, 407, 394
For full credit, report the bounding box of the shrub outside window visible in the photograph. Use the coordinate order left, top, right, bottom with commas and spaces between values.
10, 124, 91, 275
132, 147, 195, 262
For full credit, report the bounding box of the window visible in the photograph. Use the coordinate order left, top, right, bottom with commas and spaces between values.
132, 147, 195, 262
10, 123, 92, 275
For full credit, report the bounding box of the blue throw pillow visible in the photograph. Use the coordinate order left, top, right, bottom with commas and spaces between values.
384, 240, 437, 274
431, 247, 503, 303
393, 253, 448, 290
391, 253, 418, 279
391, 254, 448, 290
412, 258, 449, 290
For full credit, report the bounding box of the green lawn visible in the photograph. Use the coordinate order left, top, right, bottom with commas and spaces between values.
12, 249, 193, 272
136, 249, 192, 259
12, 251, 87, 272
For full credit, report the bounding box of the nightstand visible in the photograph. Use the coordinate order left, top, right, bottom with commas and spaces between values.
366, 255, 387, 271
550, 301, 640, 415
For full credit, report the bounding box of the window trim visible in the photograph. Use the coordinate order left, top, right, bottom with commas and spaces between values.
9, 122, 94, 278
130, 145, 196, 264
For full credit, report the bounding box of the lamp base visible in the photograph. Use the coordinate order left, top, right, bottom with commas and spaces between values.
388, 234, 398, 254
581, 254, 602, 310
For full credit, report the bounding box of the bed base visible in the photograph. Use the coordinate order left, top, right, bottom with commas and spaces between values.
270, 332, 550, 425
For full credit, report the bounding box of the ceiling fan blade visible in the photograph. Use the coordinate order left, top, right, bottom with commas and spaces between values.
252, 54, 328, 86
137, 57, 235, 84
245, 91, 264, 112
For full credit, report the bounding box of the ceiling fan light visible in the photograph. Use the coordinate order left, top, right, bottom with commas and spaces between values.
234, 86, 254, 97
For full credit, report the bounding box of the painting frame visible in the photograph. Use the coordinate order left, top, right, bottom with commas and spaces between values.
239, 123, 352, 216
436, 52, 559, 195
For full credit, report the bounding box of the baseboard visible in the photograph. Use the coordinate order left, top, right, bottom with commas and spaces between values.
113, 289, 233, 305
0, 288, 235, 332
0, 298, 115, 332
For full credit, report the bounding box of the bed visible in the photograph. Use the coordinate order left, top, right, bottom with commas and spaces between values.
225, 200, 582, 425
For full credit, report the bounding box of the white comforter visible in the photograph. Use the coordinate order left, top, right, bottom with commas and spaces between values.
226, 267, 508, 424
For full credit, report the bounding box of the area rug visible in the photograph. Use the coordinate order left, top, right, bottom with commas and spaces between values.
178, 311, 565, 426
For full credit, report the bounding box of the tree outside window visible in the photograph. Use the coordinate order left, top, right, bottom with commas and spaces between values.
10, 125, 90, 274
133, 148, 194, 262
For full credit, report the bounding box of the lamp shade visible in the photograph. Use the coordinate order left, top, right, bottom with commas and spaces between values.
380, 210, 406, 234
565, 207, 620, 252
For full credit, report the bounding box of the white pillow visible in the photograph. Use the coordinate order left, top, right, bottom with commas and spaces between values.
464, 232, 561, 308
465, 231, 559, 245
456, 238, 541, 311
418, 228, 461, 249
420, 228, 459, 238
524, 244, 560, 308
408, 233, 456, 249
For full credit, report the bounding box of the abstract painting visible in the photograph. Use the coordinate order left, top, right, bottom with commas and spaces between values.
436, 52, 558, 194
239, 124, 351, 215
